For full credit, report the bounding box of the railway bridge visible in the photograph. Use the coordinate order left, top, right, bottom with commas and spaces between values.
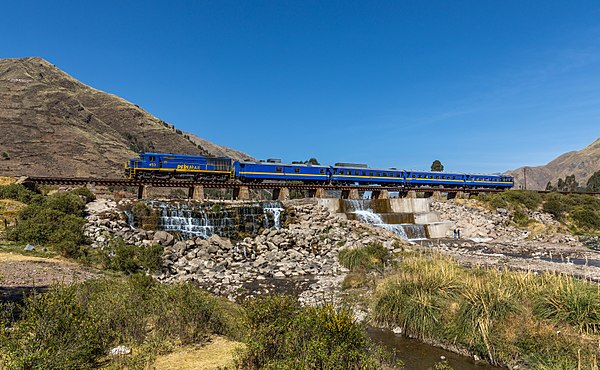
20, 176, 510, 201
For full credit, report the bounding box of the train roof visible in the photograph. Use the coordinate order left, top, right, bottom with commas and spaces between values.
237, 160, 329, 168
138, 152, 233, 160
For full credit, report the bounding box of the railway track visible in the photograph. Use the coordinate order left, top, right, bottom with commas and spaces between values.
20, 176, 600, 197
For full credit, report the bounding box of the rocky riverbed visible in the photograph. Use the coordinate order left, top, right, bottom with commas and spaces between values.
83, 197, 600, 301
83, 198, 406, 302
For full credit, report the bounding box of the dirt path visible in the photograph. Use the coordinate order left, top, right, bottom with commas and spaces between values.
0, 252, 100, 302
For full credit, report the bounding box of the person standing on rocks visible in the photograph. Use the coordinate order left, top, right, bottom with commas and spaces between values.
457, 228, 461, 240
453, 229, 457, 239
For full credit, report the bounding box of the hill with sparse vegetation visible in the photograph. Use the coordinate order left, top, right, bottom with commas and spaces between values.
0, 57, 253, 178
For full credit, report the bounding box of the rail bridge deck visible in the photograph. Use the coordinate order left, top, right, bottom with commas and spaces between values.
21, 176, 598, 200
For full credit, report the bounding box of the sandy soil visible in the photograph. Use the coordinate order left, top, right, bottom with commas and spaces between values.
152, 336, 244, 370
0, 252, 100, 302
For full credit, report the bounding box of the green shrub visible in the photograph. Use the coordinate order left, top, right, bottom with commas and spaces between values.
70, 187, 96, 203
102, 237, 164, 274
570, 207, 600, 230
0, 277, 236, 369
542, 195, 569, 220
338, 243, 390, 272
481, 190, 542, 211
512, 209, 531, 227
0, 184, 43, 204
238, 295, 397, 369
45, 192, 86, 216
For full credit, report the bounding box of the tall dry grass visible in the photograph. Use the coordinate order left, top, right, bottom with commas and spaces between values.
371, 253, 600, 369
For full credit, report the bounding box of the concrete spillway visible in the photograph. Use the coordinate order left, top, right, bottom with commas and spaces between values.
319, 198, 452, 240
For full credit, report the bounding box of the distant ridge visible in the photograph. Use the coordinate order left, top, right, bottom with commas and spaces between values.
0, 57, 253, 178
507, 138, 600, 190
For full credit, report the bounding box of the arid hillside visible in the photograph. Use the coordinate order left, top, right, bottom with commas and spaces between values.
0, 57, 252, 178
507, 138, 600, 190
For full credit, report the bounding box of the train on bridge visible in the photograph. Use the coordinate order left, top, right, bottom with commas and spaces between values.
124, 152, 514, 190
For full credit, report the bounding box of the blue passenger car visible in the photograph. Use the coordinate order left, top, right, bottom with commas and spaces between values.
234, 161, 330, 183
330, 165, 406, 185
125, 152, 233, 180
404, 170, 466, 188
464, 174, 513, 188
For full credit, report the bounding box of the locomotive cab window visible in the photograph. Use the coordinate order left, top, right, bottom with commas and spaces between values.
276, 167, 283, 173
294, 168, 300, 173
320, 169, 325, 174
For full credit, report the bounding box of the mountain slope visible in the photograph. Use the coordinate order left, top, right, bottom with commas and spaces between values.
0, 57, 253, 178
507, 138, 600, 190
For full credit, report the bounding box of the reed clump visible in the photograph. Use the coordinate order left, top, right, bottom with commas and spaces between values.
371, 253, 600, 368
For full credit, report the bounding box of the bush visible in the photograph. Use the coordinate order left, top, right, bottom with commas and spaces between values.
512, 209, 531, 227
102, 237, 164, 274
70, 187, 96, 203
338, 243, 390, 272
570, 207, 600, 230
0, 184, 43, 204
45, 192, 86, 216
481, 190, 542, 211
0, 277, 236, 369
238, 295, 397, 369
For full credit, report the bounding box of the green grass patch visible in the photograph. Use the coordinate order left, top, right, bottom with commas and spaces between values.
338, 242, 391, 273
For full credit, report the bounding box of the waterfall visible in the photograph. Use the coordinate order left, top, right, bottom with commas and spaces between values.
261, 201, 284, 229
343, 200, 410, 240
140, 201, 286, 240
123, 210, 135, 228
157, 203, 215, 239
342, 199, 428, 241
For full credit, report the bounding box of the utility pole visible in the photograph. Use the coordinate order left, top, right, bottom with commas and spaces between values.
524, 167, 527, 190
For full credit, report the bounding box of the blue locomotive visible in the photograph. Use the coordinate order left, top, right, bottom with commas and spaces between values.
124, 152, 514, 189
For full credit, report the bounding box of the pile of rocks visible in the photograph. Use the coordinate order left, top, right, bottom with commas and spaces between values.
82, 198, 405, 302
431, 200, 524, 240
159, 201, 404, 300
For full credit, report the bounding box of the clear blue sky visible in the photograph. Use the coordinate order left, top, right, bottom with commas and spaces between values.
3, 1, 600, 173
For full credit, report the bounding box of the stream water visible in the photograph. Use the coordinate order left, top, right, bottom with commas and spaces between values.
367, 328, 501, 370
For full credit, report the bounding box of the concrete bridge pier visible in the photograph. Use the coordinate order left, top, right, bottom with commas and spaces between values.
233, 186, 250, 200
372, 190, 389, 199
272, 187, 290, 200
139, 185, 154, 199
308, 188, 326, 198
341, 189, 360, 199
405, 190, 417, 199
188, 185, 204, 201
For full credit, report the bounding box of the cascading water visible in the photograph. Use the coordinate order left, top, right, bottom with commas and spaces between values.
262, 201, 284, 229
140, 201, 285, 240
343, 199, 427, 241
123, 210, 135, 229
156, 202, 216, 239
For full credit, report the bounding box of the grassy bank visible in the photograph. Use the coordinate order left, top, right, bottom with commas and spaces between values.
370, 252, 600, 369
478, 190, 600, 235
0, 275, 243, 369
0, 275, 398, 369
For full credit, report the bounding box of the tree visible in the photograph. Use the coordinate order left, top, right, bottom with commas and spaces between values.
556, 174, 579, 192
430, 160, 444, 172
545, 181, 555, 191
587, 170, 600, 192
305, 158, 320, 165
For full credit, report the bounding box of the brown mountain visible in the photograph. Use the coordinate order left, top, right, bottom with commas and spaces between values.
0, 57, 253, 178
507, 138, 600, 190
